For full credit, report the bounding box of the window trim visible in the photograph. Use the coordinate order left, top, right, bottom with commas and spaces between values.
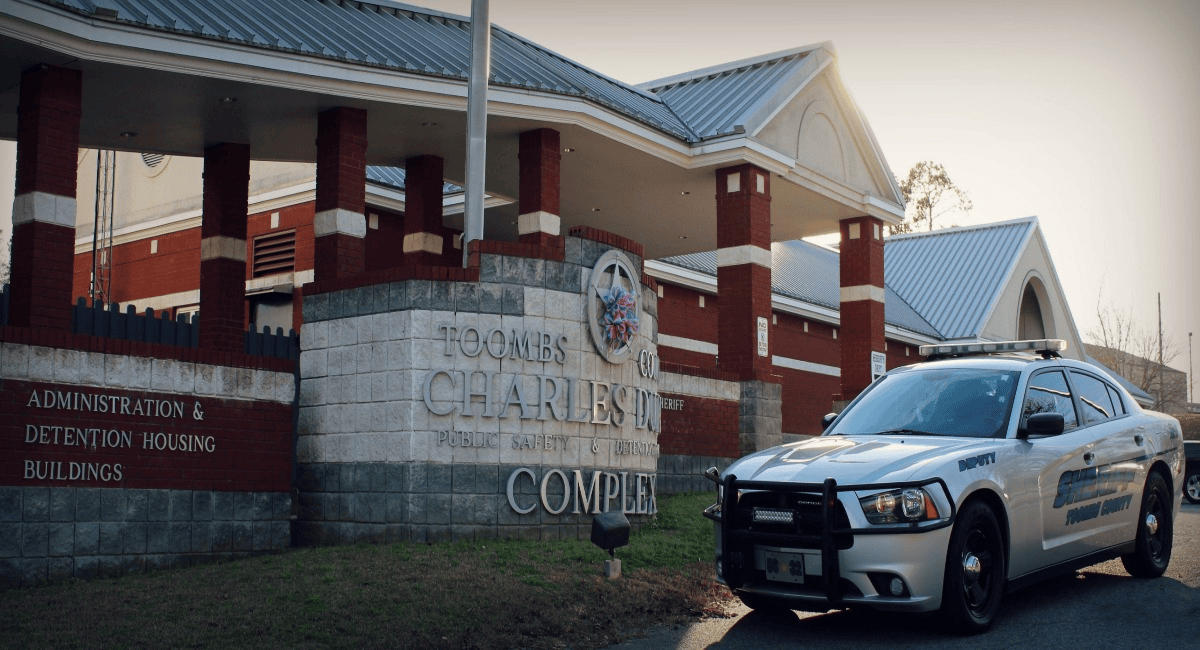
1065, 369, 1132, 429
1022, 368, 1081, 434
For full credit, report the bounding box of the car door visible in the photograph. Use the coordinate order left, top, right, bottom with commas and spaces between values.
1064, 370, 1146, 550
1016, 368, 1108, 571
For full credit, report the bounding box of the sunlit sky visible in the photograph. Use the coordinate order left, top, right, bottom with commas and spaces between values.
2, 0, 1196, 379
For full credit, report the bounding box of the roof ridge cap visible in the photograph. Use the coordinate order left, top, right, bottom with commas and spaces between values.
359, 1, 470, 22
637, 42, 830, 91
884, 216, 1038, 242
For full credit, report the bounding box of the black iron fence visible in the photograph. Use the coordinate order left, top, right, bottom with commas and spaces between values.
0, 288, 296, 361
73, 298, 200, 348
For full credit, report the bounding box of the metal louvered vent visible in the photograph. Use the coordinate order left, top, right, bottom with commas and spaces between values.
141, 153, 164, 168
253, 230, 296, 278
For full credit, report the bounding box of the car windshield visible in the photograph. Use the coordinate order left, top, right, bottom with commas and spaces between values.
828, 368, 1020, 438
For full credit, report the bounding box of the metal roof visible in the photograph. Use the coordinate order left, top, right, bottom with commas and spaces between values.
660, 240, 941, 338
885, 218, 1037, 340
644, 50, 815, 140
366, 166, 460, 194
657, 219, 1047, 341
41, 0, 698, 141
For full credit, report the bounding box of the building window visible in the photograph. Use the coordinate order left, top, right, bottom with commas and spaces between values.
253, 229, 296, 278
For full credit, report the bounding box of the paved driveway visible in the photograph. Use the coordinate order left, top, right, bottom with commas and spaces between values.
611, 503, 1200, 649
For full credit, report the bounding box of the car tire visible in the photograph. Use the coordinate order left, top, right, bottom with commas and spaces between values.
940, 500, 1005, 634
1121, 471, 1173, 578
736, 591, 791, 614
1184, 469, 1200, 505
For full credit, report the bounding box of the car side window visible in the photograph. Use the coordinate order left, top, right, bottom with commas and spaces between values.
1070, 371, 1116, 425
1023, 370, 1079, 431
1105, 384, 1126, 416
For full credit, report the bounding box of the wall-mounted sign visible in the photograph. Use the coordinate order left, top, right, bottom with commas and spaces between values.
871, 350, 887, 381
757, 316, 769, 357
587, 250, 641, 364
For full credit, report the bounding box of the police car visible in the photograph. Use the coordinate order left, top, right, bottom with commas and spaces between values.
704, 340, 1184, 634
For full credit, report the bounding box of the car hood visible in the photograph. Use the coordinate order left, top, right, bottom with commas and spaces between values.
724, 435, 1000, 486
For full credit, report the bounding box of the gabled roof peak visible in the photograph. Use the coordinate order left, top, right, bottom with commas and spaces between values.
638, 42, 832, 91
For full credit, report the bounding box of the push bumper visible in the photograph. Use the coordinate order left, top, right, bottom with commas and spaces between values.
707, 475, 956, 612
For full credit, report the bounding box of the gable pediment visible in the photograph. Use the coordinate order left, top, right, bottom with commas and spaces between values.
754, 71, 899, 205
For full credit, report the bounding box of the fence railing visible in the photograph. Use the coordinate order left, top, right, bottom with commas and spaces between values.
73, 298, 199, 348
245, 324, 300, 361
0, 293, 297, 361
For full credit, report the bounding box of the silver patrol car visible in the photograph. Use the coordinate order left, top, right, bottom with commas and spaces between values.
704, 339, 1184, 634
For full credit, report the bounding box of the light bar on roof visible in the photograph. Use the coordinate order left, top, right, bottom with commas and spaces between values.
918, 339, 1068, 357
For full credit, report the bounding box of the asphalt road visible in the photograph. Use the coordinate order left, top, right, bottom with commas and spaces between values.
611, 502, 1200, 649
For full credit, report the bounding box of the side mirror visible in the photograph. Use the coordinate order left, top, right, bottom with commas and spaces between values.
1020, 412, 1065, 439
821, 412, 839, 430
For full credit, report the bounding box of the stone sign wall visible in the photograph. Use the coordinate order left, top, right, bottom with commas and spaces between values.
0, 342, 295, 586
295, 237, 663, 543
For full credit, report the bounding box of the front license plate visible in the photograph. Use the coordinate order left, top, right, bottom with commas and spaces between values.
763, 550, 804, 584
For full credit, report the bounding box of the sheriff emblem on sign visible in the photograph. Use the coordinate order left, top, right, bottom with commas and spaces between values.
586, 250, 641, 364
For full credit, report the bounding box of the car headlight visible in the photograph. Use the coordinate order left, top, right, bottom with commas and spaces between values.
859, 488, 940, 524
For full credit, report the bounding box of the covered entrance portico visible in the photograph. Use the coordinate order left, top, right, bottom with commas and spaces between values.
0, 0, 904, 581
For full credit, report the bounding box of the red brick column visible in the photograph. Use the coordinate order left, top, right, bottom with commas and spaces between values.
715, 164, 773, 381
313, 107, 367, 281
8, 65, 82, 330
838, 215, 886, 399
715, 164, 781, 454
199, 143, 250, 353
403, 154, 447, 266
517, 128, 561, 248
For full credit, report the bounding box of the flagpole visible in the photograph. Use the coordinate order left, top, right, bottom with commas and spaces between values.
463, 0, 490, 266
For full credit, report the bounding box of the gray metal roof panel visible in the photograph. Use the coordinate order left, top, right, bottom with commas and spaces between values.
42, 0, 697, 141
646, 53, 812, 139
884, 218, 1036, 340
659, 240, 941, 338
366, 165, 459, 194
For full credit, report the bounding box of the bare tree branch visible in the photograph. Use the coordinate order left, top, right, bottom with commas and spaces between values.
1085, 299, 1185, 412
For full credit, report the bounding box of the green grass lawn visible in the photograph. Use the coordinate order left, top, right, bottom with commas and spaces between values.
0, 492, 732, 650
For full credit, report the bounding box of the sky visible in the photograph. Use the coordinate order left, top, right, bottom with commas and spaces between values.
2, 0, 1197, 381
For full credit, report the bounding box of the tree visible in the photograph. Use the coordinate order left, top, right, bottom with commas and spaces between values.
892, 161, 973, 235
1085, 301, 1187, 413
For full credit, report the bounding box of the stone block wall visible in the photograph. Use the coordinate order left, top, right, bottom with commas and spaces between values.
0, 341, 295, 586
0, 487, 289, 586
296, 237, 663, 543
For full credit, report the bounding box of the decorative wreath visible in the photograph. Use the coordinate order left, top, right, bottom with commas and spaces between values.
599, 285, 639, 351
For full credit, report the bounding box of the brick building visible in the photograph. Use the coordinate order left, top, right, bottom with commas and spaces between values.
0, 0, 1089, 584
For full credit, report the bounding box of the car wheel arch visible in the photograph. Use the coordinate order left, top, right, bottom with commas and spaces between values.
1147, 460, 1174, 497
956, 488, 1011, 570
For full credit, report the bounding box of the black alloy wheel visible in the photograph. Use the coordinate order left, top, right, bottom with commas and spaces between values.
940, 500, 1005, 634
1122, 471, 1173, 577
